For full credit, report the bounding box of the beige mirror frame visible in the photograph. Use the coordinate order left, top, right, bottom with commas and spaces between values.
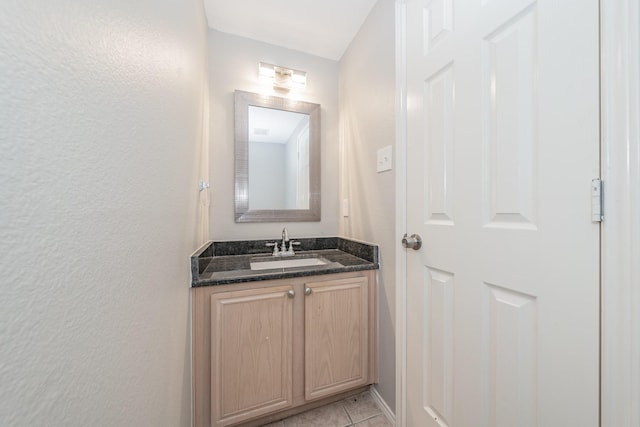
234, 90, 321, 223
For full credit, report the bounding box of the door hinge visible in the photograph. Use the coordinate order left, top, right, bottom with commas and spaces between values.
591, 178, 603, 222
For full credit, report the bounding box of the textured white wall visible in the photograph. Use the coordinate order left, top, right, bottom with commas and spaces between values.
0, 1, 208, 426
208, 30, 340, 241
339, 0, 397, 412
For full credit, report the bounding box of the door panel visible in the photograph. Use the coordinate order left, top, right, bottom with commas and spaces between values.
425, 63, 455, 225
482, 5, 537, 229
486, 283, 537, 427
405, 0, 600, 426
424, 267, 454, 425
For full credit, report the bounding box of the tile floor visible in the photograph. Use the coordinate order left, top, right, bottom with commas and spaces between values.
261, 390, 393, 427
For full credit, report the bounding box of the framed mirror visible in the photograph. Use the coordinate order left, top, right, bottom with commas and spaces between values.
234, 90, 321, 222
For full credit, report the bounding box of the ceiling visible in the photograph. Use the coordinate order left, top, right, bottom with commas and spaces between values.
203, 0, 379, 61
248, 106, 308, 144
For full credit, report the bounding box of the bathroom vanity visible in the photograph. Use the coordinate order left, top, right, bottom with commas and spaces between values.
191, 238, 379, 427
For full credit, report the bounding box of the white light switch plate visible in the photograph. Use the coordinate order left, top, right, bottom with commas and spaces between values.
377, 145, 392, 172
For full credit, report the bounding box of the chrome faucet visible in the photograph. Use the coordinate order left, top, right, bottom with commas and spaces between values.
281, 227, 289, 250
266, 227, 300, 256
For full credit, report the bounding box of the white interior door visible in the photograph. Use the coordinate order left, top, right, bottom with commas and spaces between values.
403, 0, 600, 426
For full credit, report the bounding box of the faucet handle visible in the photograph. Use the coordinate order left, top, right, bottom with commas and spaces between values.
287, 241, 301, 254
266, 242, 279, 256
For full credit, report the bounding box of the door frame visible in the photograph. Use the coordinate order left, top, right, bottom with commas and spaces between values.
600, 1, 640, 426
394, 1, 408, 426
394, 1, 640, 426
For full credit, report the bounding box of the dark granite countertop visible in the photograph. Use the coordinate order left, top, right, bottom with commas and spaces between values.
191, 237, 378, 287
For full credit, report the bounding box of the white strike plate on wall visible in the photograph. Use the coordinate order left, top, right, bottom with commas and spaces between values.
377, 145, 392, 172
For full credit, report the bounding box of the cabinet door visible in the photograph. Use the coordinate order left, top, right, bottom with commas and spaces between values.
304, 276, 369, 400
211, 286, 294, 427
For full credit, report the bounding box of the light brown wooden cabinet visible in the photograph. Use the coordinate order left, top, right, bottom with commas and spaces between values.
192, 271, 376, 427
304, 277, 369, 401
210, 286, 294, 426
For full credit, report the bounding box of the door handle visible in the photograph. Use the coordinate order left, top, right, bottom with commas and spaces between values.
402, 233, 422, 250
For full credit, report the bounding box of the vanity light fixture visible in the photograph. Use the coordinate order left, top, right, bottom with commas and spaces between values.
258, 61, 307, 91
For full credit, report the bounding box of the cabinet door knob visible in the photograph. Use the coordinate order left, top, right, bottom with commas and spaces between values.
287, 289, 295, 298
304, 287, 312, 296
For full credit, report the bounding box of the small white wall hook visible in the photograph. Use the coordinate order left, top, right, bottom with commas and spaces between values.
199, 180, 210, 191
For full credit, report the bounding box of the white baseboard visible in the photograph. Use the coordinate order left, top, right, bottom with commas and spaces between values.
370, 386, 396, 426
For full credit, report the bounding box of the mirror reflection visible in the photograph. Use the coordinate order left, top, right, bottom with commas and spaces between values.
248, 106, 310, 210
234, 90, 321, 223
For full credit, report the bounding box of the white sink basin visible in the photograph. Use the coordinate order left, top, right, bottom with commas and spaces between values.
250, 257, 329, 271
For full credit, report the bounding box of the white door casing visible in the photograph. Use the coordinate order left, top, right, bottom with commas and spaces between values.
401, 0, 600, 426
600, 1, 640, 426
